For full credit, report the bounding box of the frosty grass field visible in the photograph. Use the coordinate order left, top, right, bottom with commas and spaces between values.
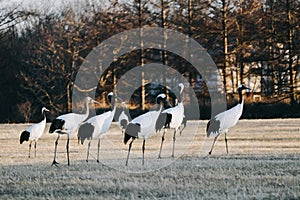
0, 119, 300, 199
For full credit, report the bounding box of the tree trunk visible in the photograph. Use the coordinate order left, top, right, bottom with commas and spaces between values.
161, 0, 168, 97
138, 0, 146, 110
67, 82, 72, 113
188, 0, 194, 104
222, 0, 228, 95
286, 0, 295, 104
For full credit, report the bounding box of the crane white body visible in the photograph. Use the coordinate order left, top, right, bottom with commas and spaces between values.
118, 102, 129, 134
208, 101, 243, 137
132, 108, 162, 139
162, 102, 184, 130
26, 115, 47, 141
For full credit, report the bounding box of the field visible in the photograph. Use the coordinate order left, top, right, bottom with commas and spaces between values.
1, 119, 300, 199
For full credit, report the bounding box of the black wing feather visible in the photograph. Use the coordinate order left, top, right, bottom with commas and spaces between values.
124, 123, 140, 144
206, 118, 220, 137
49, 119, 65, 133
20, 131, 30, 144
78, 123, 94, 144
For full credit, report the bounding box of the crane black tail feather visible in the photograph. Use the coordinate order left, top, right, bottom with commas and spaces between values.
206, 118, 220, 137
20, 131, 30, 144
120, 119, 128, 129
124, 123, 140, 144
78, 123, 94, 145
49, 119, 65, 133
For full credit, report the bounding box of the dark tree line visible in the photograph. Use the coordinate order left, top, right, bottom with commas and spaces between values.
0, 0, 299, 122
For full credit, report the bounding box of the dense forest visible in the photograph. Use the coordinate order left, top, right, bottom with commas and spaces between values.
0, 0, 299, 123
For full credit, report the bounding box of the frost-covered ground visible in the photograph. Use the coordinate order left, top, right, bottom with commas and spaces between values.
1, 119, 300, 199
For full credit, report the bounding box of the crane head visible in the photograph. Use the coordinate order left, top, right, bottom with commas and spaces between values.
238, 85, 250, 91
84, 97, 100, 105
42, 107, 50, 113
121, 102, 127, 108
156, 93, 166, 105
107, 92, 120, 104
178, 83, 184, 94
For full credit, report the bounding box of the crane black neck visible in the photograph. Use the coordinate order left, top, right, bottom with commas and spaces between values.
111, 100, 116, 110
43, 110, 47, 118
238, 88, 243, 104
83, 100, 90, 116
108, 95, 115, 110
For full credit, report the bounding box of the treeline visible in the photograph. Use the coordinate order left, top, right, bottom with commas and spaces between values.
0, 0, 299, 122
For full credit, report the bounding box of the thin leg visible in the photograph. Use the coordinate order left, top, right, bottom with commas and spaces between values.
225, 132, 229, 154
86, 139, 91, 162
34, 141, 37, 158
142, 139, 145, 165
158, 129, 166, 159
209, 135, 219, 155
97, 138, 100, 163
28, 141, 32, 158
179, 124, 186, 135
125, 139, 134, 166
171, 129, 177, 157
66, 134, 70, 166
51, 135, 60, 166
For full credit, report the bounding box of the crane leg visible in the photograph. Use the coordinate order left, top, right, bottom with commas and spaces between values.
51, 135, 60, 166
125, 139, 134, 166
97, 138, 100, 163
171, 129, 177, 158
209, 135, 219, 155
225, 133, 229, 154
34, 141, 37, 158
142, 139, 146, 166
171, 129, 176, 158
86, 139, 91, 162
158, 129, 166, 159
66, 135, 70, 166
28, 141, 32, 158
179, 125, 186, 135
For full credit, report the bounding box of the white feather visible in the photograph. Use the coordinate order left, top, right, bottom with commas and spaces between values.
118, 102, 129, 131
85, 108, 116, 139
132, 107, 162, 139
215, 100, 243, 131
162, 102, 184, 130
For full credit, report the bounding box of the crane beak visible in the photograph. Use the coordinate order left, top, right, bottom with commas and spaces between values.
92, 100, 101, 105
116, 96, 123, 101
45, 108, 50, 112
245, 86, 251, 91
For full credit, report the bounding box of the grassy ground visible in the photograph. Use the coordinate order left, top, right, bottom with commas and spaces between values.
0, 119, 300, 199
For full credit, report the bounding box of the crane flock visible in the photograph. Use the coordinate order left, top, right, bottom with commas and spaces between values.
19, 83, 249, 166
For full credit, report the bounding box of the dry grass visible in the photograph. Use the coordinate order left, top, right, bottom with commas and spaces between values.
0, 119, 300, 199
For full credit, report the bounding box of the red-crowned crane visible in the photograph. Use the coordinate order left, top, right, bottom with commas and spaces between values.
49, 97, 99, 166
206, 85, 249, 155
124, 93, 166, 166
20, 107, 49, 158
77, 92, 118, 163
156, 83, 185, 158
118, 102, 130, 134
